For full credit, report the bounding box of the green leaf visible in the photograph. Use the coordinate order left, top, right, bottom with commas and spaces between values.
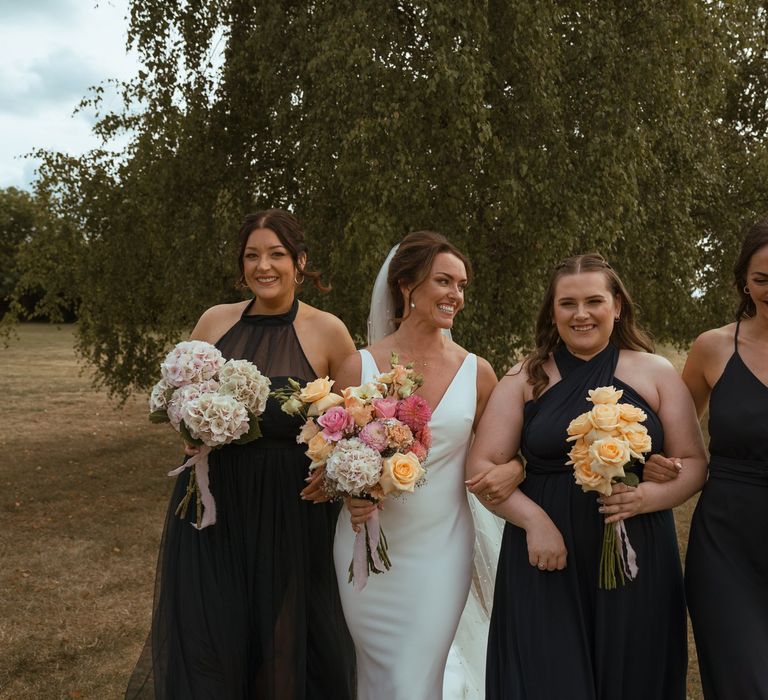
149, 409, 170, 424
234, 412, 263, 444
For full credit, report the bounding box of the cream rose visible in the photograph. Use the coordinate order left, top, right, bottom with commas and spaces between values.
307, 392, 345, 417
567, 412, 593, 440
299, 376, 334, 403
306, 432, 333, 464
589, 403, 622, 432
379, 452, 425, 495
588, 437, 630, 479
588, 385, 623, 405
618, 403, 647, 423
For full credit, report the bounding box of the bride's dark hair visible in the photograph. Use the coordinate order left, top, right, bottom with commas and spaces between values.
524, 253, 653, 399
386, 231, 473, 325
236, 209, 330, 292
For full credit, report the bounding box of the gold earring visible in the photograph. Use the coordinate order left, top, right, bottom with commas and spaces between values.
295, 271, 305, 285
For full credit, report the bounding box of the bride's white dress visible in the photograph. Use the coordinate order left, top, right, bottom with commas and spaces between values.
334, 349, 479, 700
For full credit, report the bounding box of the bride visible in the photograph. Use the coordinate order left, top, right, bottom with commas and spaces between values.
331, 231, 521, 699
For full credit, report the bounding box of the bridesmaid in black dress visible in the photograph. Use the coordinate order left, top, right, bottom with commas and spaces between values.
468, 253, 707, 700
125, 210, 357, 699
684, 220, 768, 699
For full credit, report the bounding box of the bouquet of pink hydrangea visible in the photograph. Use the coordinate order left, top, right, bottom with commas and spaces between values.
274, 354, 432, 590
149, 340, 271, 528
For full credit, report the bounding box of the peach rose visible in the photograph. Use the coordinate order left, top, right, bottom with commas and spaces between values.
588, 385, 623, 405
297, 418, 320, 444
307, 392, 345, 417
573, 456, 613, 495
567, 412, 593, 440
621, 422, 652, 459
306, 432, 333, 464
299, 376, 334, 403
589, 403, 622, 432
588, 437, 630, 480
618, 403, 647, 423
346, 398, 375, 427
567, 438, 590, 465
379, 452, 425, 495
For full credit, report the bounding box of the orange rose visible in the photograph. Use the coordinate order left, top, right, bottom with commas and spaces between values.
306, 432, 333, 465
379, 452, 425, 495
573, 456, 613, 495
307, 392, 344, 417
588, 385, 623, 405
588, 437, 630, 479
589, 403, 622, 432
618, 403, 647, 423
620, 422, 652, 458
567, 412, 593, 440
299, 376, 334, 403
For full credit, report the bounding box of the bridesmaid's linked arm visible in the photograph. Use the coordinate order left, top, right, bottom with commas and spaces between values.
602, 357, 708, 524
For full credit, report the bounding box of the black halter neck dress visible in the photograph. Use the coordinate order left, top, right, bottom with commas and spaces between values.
685, 322, 768, 699
126, 299, 355, 699
486, 343, 686, 700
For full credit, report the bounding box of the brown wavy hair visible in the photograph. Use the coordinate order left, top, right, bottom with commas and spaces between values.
386, 231, 473, 325
524, 253, 654, 399
734, 217, 768, 319
236, 209, 330, 292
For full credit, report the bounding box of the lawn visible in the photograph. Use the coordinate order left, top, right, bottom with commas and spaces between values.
0, 324, 702, 699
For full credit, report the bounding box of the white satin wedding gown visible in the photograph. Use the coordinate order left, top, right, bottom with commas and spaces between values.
334, 349, 481, 700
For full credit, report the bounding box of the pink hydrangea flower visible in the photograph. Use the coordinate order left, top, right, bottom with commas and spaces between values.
359, 420, 388, 452
317, 406, 354, 441
396, 394, 432, 432
372, 397, 398, 420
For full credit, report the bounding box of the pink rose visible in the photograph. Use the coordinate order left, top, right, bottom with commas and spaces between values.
316, 406, 354, 441
372, 397, 398, 420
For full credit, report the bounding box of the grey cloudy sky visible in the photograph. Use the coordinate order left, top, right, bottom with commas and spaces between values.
0, 0, 138, 189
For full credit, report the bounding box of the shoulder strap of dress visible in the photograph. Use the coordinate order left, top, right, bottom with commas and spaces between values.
734, 319, 742, 355
358, 349, 380, 383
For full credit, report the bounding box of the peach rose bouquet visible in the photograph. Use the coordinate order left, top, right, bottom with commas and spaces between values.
566, 385, 652, 589
149, 341, 270, 529
273, 354, 432, 590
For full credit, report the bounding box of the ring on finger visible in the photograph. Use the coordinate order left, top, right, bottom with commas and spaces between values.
537, 562, 546, 570
484, 492, 493, 502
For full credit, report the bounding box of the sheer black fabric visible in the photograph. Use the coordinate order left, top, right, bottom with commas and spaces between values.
686, 323, 768, 699
126, 299, 355, 700
486, 343, 686, 700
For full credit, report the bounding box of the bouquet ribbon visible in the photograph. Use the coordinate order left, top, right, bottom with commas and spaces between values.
168, 445, 216, 529
615, 520, 639, 580
352, 508, 385, 591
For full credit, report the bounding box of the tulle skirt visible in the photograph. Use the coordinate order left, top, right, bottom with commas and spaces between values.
126, 439, 355, 699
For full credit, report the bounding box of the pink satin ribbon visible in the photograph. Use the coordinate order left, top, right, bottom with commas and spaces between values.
615, 520, 639, 580
167, 445, 216, 529
352, 508, 385, 591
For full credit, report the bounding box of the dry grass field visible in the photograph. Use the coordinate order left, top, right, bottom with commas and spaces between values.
0, 325, 703, 699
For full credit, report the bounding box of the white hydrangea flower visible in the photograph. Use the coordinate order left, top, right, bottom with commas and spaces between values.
324, 438, 383, 496
182, 393, 250, 446
160, 341, 224, 388
217, 359, 271, 415
149, 378, 173, 412
167, 380, 220, 431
